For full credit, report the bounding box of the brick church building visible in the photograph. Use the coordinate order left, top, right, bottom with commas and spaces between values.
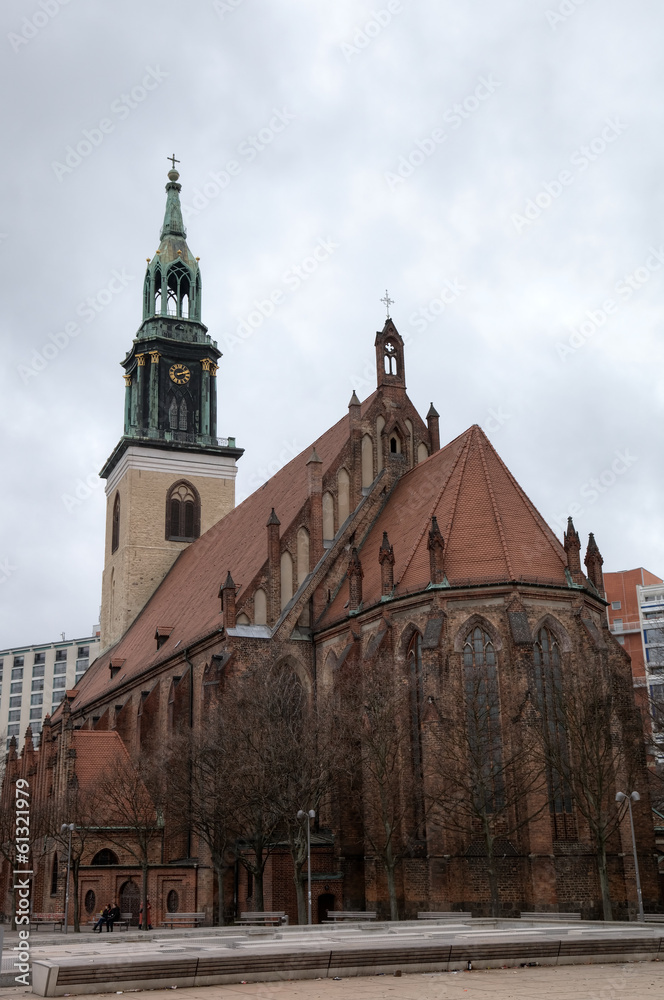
1, 168, 658, 926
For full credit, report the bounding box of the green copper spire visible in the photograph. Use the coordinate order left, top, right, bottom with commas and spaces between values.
160, 167, 187, 239
141, 164, 202, 325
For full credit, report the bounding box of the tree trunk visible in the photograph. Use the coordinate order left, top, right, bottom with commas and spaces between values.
483, 818, 500, 918
141, 862, 149, 930
385, 861, 399, 921
293, 858, 307, 924
215, 864, 225, 926
597, 841, 613, 920
253, 867, 264, 912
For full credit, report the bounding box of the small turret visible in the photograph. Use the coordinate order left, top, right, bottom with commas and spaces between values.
564, 516, 584, 585
427, 516, 445, 585
379, 531, 395, 597
584, 533, 605, 594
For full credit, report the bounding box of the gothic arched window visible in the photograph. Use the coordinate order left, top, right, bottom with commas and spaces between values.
384, 340, 398, 375
463, 626, 504, 813
407, 632, 426, 840
111, 493, 120, 554
169, 397, 178, 430
179, 399, 188, 431
167, 263, 191, 319
165, 480, 200, 542
533, 626, 575, 839
154, 268, 162, 316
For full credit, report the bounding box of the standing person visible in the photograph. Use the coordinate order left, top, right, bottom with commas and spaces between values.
107, 902, 121, 932
138, 898, 152, 930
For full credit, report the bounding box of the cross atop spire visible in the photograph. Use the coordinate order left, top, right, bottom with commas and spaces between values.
168, 153, 180, 170
380, 289, 394, 319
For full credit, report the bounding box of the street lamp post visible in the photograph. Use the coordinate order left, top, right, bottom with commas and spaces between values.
60, 823, 75, 934
297, 809, 316, 925
615, 791, 644, 922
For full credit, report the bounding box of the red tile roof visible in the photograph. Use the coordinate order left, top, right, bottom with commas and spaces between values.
67, 393, 377, 713
71, 731, 132, 791
324, 424, 568, 621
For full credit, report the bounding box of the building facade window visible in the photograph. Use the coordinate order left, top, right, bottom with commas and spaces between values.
33, 665, 45, 679
463, 626, 504, 814
51, 854, 59, 895
11, 668, 23, 681
407, 632, 426, 840
165, 480, 200, 542
34, 652, 45, 665
533, 626, 576, 839
111, 492, 120, 553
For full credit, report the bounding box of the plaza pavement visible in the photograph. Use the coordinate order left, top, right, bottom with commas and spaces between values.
2, 962, 664, 1000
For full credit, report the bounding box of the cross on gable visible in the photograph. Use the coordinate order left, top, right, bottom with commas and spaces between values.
381, 290, 394, 318
168, 154, 180, 170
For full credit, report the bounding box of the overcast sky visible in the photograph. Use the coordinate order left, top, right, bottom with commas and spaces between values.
1, 0, 662, 649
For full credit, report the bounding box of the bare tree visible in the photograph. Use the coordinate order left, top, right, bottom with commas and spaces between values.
339, 666, 421, 921
167, 717, 239, 926
425, 666, 547, 918
48, 778, 99, 931
536, 655, 642, 920
96, 750, 166, 929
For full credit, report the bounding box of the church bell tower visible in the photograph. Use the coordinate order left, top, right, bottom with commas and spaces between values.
99, 163, 243, 653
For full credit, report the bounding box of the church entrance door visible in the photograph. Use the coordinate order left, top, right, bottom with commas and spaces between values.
317, 893, 335, 924
119, 880, 140, 925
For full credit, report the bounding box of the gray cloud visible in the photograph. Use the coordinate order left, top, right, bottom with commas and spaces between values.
1, 0, 662, 646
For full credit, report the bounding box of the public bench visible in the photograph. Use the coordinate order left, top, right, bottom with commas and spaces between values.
237, 911, 288, 926
160, 912, 206, 928
644, 913, 664, 922
88, 911, 133, 931
325, 911, 376, 922
32, 913, 65, 930
417, 911, 473, 920
520, 911, 582, 920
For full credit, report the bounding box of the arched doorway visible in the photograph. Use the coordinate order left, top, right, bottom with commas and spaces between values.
317, 893, 335, 924
119, 880, 140, 925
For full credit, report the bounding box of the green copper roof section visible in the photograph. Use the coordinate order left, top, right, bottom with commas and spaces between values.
160, 168, 187, 239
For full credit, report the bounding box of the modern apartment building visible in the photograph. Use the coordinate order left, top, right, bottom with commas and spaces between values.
0, 631, 100, 749
605, 568, 664, 747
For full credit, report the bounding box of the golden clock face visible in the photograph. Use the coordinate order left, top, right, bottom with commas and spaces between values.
169, 364, 190, 385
